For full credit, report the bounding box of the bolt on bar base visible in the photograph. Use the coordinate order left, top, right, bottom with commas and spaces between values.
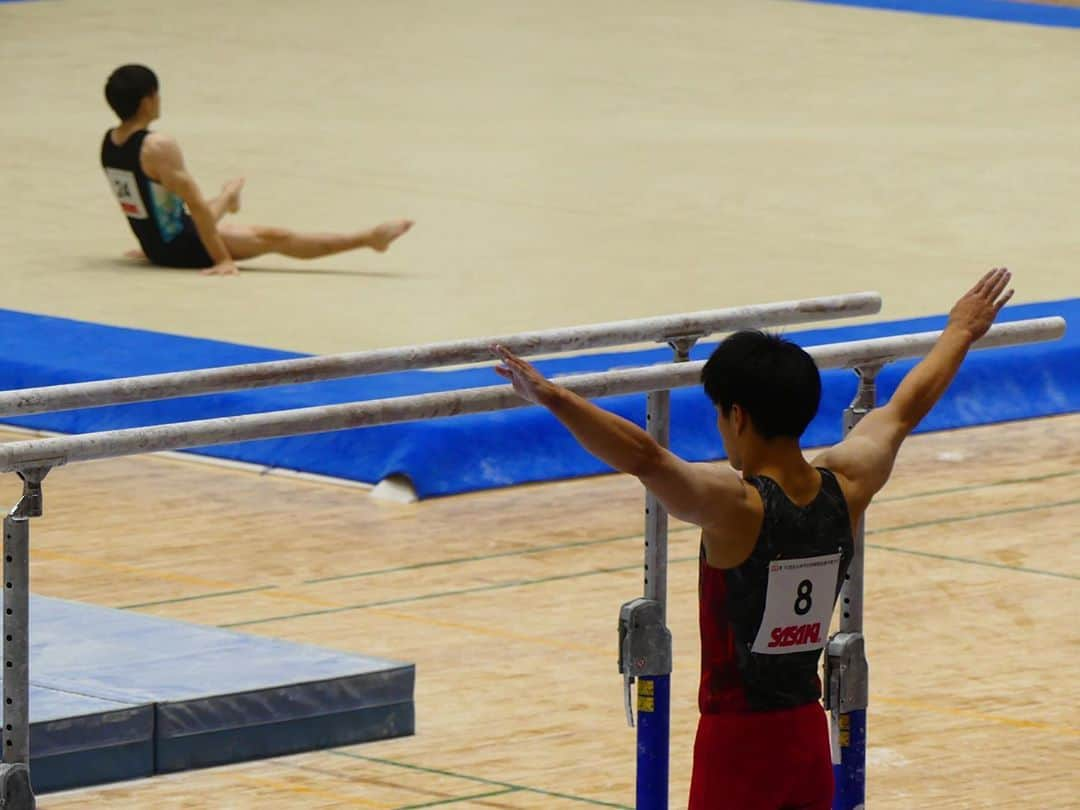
826, 367, 877, 810
0, 469, 46, 810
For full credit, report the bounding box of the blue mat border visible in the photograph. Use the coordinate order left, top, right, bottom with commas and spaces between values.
804, 0, 1080, 28
20, 594, 416, 792
154, 702, 415, 775
33, 740, 155, 793
0, 299, 1075, 498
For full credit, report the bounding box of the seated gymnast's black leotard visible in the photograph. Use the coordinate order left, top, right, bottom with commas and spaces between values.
101, 129, 213, 269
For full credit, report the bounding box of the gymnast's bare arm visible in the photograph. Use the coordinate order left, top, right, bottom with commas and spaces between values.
813, 268, 1014, 523
140, 133, 238, 276
492, 345, 763, 562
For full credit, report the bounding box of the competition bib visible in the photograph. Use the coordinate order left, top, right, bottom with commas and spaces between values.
105, 168, 148, 220
752, 553, 841, 655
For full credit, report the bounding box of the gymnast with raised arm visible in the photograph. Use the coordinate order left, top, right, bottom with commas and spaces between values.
494, 269, 1014, 809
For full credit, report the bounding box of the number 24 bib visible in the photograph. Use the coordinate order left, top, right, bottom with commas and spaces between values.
104, 168, 148, 220
751, 553, 841, 655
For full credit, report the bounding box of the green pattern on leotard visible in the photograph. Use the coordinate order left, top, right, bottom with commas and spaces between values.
148, 180, 185, 243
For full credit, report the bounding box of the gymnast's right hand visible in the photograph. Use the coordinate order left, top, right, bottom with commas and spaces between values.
492, 345, 559, 406
201, 260, 240, 277
946, 267, 1013, 342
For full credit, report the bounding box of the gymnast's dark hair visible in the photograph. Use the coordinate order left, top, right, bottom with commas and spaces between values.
700, 330, 821, 440
105, 65, 159, 120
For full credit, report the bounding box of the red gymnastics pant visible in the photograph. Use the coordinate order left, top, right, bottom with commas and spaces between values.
688, 701, 834, 810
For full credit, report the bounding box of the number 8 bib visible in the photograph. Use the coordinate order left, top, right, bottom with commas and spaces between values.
751, 553, 841, 655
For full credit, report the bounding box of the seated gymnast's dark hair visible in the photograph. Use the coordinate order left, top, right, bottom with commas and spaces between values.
105, 64, 159, 120
700, 330, 822, 439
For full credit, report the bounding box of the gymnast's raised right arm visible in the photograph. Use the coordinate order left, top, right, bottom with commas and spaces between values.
813, 267, 1014, 520
140, 134, 235, 273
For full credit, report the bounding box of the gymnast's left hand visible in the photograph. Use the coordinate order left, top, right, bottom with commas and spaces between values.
492, 345, 558, 406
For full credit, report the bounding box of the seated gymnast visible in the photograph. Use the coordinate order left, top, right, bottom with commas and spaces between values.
495, 269, 1014, 809
100, 64, 413, 276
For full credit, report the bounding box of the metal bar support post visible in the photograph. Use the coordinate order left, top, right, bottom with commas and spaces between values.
634, 337, 696, 810
0, 468, 47, 810
826, 367, 878, 810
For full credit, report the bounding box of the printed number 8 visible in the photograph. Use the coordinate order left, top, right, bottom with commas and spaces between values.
793, 579, 813, 616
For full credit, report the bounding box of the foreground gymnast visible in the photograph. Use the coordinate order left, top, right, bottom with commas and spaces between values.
495, 268, 1013, 809
101, 64, 412, 276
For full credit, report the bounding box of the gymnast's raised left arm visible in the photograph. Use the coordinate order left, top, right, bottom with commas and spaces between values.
492, 345, 755, 531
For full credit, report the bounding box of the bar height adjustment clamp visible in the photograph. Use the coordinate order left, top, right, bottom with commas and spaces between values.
823, 630, 869, 769
618, 598, 672, 728
824, 632, 869, 714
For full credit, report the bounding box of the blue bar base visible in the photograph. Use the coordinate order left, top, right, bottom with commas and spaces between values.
832, 708, 867, 810
635, 675, 670, 810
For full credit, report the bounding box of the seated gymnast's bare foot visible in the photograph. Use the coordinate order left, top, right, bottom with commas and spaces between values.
222, 177, 245, 214
124, 248, 147, 260
369, 219, 414, 252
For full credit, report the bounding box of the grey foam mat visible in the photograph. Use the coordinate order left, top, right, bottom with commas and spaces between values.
5, 682, 153, 792
17, 595, 414, 792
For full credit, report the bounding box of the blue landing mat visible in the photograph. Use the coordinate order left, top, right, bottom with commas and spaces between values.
805, 0, 1080, 28
19, 595, 415, 793
0, 299, 1076, 498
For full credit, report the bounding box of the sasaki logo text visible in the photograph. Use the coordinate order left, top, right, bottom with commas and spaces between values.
768, 623, 821, 648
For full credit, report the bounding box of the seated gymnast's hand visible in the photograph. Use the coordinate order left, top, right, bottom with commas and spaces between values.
947, 267, 1014, 342
493, 345, 558, 406
201, 260, 240, 277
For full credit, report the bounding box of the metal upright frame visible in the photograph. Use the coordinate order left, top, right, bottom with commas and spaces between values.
635, 337, 696, 810
825, 366, 879, 810
0, 469, 47, 810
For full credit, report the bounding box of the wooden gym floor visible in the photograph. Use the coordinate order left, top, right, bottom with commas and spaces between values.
12, 412, 1079, 809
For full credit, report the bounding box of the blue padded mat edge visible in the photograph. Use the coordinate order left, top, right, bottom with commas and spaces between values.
805, 0, 1080, 28
22, 595, 415, 793
6, 682, 154, 792
0, 299, 1075, 497
155, 702, 415, 774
